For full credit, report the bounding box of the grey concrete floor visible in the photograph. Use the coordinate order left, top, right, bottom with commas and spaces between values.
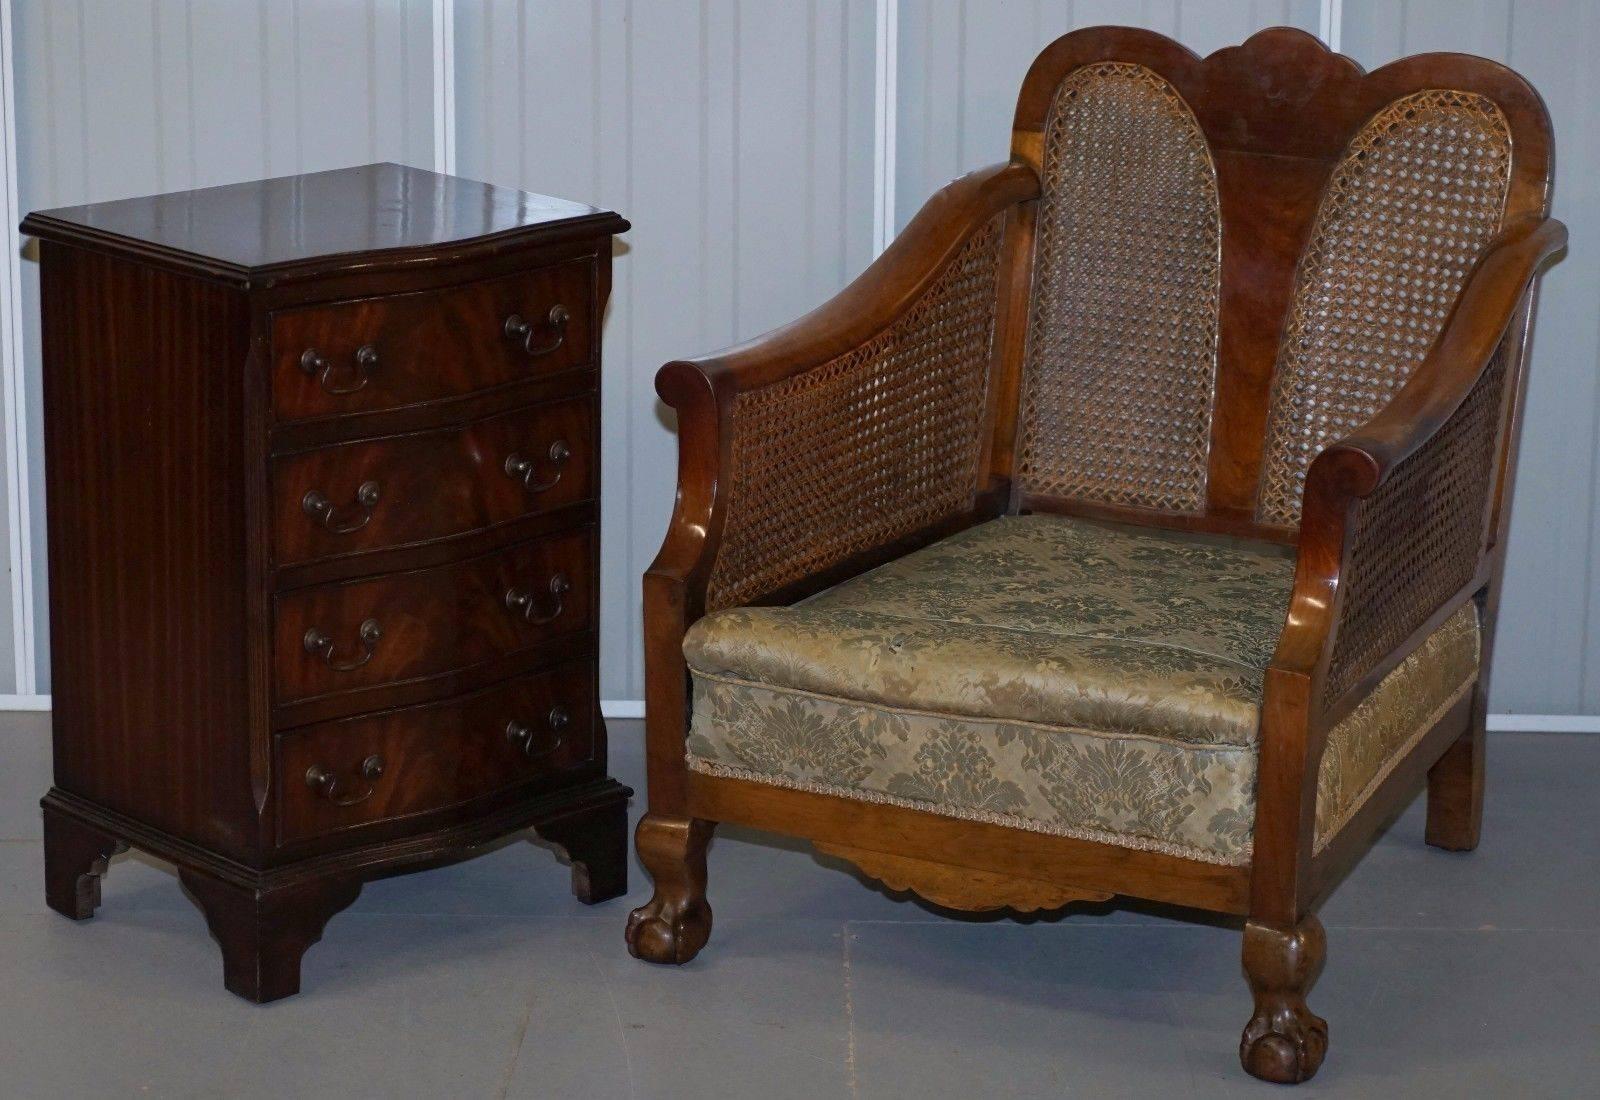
0, 712, 1596, 1098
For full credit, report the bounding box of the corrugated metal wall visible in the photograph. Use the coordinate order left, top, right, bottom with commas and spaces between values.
8, 0, 436, 693
454, 0, 878, 700
5, 1, 1595, 715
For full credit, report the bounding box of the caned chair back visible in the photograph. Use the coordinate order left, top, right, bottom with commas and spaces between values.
1008, 27, 1552, 534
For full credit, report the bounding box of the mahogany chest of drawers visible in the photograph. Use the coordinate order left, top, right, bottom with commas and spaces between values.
24, 163, 631, 1002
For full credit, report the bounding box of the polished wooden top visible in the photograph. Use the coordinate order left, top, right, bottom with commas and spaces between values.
21, 162, 629, 287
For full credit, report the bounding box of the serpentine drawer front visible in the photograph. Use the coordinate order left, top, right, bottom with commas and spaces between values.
274, 662, 597, 846
271, 259, 595, 422
27, 163, 631, 1003
273, 527, 595, 707
272, 394, 595, 566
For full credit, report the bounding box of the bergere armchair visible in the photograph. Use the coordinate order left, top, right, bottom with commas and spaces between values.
627, 27, 1563, 1083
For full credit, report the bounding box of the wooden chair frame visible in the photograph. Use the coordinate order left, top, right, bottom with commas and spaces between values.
626, 28, 1565, 1084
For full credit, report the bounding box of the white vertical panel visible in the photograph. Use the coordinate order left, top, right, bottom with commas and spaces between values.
1177, 1, 1316, 56
1318, 0, 1343, 51
893, 0, 961, 233
1502, 1, 1600, 716
703, 0, 739, 352
0, 0, 31, 695
1342, 0, 1515, 63
15, 0, 432, 217
1403, 0, 1513, 58
151, 1, 190, 192
873, 0, 898, 253
809, 3, 850, 296
633, 0, 713, 697
1337, 0, 1403, 64
8, 0, 437, 693
190, 3, 268, 186
430, 0, 455, 173
288, 1, 375, 168
952, 0, 1043, 184
736, 4, 810, 336
845, 1, 878, 277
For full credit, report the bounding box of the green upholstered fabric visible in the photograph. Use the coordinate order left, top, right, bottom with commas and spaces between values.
685, 515, 1478, 865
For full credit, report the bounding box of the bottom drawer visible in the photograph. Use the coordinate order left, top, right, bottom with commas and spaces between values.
274, 662, 595, 846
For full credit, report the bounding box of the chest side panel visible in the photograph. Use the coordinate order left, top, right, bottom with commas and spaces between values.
41, 242, 256, 857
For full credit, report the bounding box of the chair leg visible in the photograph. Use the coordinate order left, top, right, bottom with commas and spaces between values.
1240, 914, 1328, 1084
1426, 697, 1486, 851
625, 813, 715, 964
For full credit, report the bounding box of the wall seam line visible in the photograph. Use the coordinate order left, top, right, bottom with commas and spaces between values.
0, 0, 35, 693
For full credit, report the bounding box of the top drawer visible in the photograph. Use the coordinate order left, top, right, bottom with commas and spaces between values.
271, 260, 594, 422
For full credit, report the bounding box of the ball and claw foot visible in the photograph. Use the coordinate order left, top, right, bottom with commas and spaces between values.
1240, 914, 1328, 1084
624, 814, 714, 965
625, 893, 712, 964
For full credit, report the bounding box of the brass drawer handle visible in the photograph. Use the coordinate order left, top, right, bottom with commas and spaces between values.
300, 344, 379, 395
506, 706, 569, 759
305, 753, 385, 806
303, 480, 380, 534
303, 617, 381, 672
504, 304, 570, 357
504, 573, 571, 625
503, 439, 571, 493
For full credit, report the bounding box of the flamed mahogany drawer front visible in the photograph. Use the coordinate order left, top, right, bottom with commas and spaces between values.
273, 395, 593, 565
275, 528, 593, 705
275, 661, 596, 845
271, 260, 594, 421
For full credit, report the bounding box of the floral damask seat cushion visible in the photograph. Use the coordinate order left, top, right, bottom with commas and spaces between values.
684, 515, 1479, 865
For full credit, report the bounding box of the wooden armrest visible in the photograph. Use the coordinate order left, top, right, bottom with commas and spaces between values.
658, 161, 1038, 400
647, 160, 1039, 612
1271, 215, 1567, 688
1308, 217, 1565, 500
